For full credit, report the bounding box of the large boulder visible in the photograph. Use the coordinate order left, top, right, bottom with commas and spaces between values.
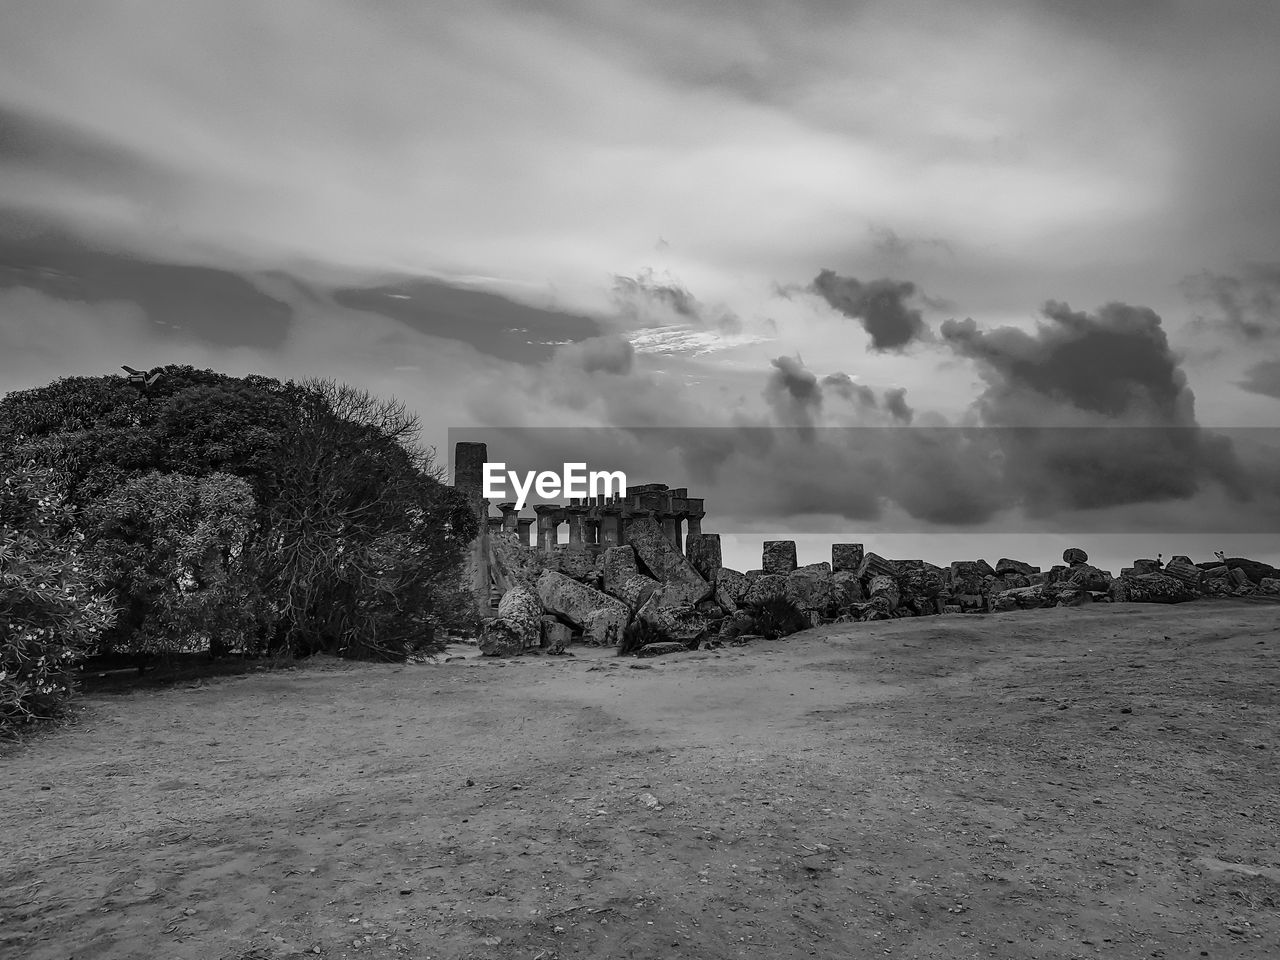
540, 615, 573, 654
992, 584, 1053, 611
949, 561, 991, 596
536, 570, 630, 646
1195, 558, 1279, 584
830, 570, 865, 611
609, 573, 662, 613
762, 540, 798, 575
1109, 573, 1198, 604
547, 544, 597, 583
831, 543, 865, 573
1062, 547, 1089, 566
1064, 563, 1112, 593
601, 544, 640, 592
1131, 558, 1162, 575
995, 558, 1039, 577
1162, 556, 1203, 589
624, 517, 712, 606
714, 567, 750, 611
1258, 577, 1280, 595
636, 586, 709, 646
488, 531, 546, 591
479, 585, 542, 656
857, 552, 899, 581
744, 573, 789, 607
865, 574, 900, 614
785, 567, 835, 617
685, 533, 723, 581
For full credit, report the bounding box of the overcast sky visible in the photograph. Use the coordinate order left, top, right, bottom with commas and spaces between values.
2, 0, 1279, 573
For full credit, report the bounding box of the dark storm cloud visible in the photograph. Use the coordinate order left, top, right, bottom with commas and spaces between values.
333, 279, 602, 364
1183, 263, 1280, 339
612, 270, 743, 334
1238, 359, 1280, 400
0, 225, 293, 351
882, 387, 913, 424
764, 355, 822, 429
820, 371, 876, 408
938, 300, 1252, 513
940, 300, 1192, 423
810, 270, 929, 353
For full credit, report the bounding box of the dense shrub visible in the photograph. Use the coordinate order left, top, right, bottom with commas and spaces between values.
1, 461, 115, 734
87, 471, 260, 657
751, 596, 808, 640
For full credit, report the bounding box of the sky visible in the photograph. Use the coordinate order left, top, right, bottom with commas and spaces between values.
2, 0, 1280, 574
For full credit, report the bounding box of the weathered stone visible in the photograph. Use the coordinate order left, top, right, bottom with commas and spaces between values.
1162, 556, 1203, 588
488, 531, 546, 591
831, 543, 864, 573
624, 517, 712, 606
695, 597, 725, 618
997, 573, 1031, 590
744, 573, 790, 607
479, 585, 541, 656
636, 586, 709, 645
762, 540, 798, 575
866, 573, 899, 613
536, 570, 630, 646
1062, 547, 1088, 566
745, 569, 764, 580
1131, 558, 1162, 576
718, 609, 757, 638
856, 552, 899, 582
830, 570, 864, 609
477, 618, 525, 657
601, 545, 639, 593
1065, 563, 1112, 593
1258, 577, 1280, 595
610, 573, 662, 613
1229, 567, 1252, 588
995, 558, 1039, 577
1203, 564, 1230, 579
637, 641, 687, 658
1043, 564, 1069, 585
949, 561, 990, 596
547, 544, 596, 582
540, 615, 573, 653
1109, 573, 1197, 604
714, 567, 750, 612
685, 533, 723, 581
786, 568, 835, 616
797, 561, 832, 576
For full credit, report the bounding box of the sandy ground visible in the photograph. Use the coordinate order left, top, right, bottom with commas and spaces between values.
2, 601, 1279, 960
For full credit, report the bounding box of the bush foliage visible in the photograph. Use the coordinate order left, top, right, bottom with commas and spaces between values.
1, 461, 116, 731
0, 366, 479, 732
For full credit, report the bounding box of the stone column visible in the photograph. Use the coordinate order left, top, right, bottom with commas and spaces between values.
762, 540, 798, 575
686, 533, 722, 581
517, 517, 535, 548
534, 505, 562, 554
564, 504, 589, 547
685, 498, 705, 537
599, 506, 623, 547
498, 502, 520, 534
660, 513, 683, 552
453, 441, 491, 618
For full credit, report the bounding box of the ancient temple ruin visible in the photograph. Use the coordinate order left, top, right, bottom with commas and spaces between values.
453, 441, 711, 615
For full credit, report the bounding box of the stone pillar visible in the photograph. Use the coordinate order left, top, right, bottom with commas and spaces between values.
832, 543, 864, 573
565, 505, 589, 547
660, 513, 683, 552
498, 502, 520, 534
685, 498, 704, 537
454, 441, 491, 618
585, 518, 601, 546
599, 507, 623, 547
517, 517, 535, 548
686, 533, 722, 581
762, 540, 798, 575
534, 505, 561, 554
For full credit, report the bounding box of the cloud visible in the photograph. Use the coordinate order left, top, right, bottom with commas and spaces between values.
1238, 359, 1280, 401
882, 386, 913, 424
940, 300, 1194, 425
820, 371, 876, 408
764, 355, 822, 429
552, 333, 635, 375
1182, 263, 1280, 339
810, 270, 930, 352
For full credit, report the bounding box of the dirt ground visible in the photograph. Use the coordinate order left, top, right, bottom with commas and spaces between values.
3, 601, 1278, 960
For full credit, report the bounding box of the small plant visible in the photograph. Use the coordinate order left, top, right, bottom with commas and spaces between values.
751, 596, 808, 640
618, 617, 662, 656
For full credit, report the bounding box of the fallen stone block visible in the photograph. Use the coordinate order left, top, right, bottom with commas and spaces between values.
786, 568, 835, 616
624, 516, 712, 606
488, 532, 546, 591
1109, 573, 1198, 604
831, 570, 864, 609
609, 573, 662, 613
866, 573, 900, 613
995, 558, 1039, 577
1162, 556, 1203, 588
540, 615, 573, 654
637, 586, 709, 645
857, 552, 899, 582
536, 570, 630, 646
685, 533, 723, 581
479, 585, 541, 656
601, 544, 640, 593
714, 567, 750, 612
1258, 577, 1280, 595
1063, 547, 1089, 566
744, 573, 789, 607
